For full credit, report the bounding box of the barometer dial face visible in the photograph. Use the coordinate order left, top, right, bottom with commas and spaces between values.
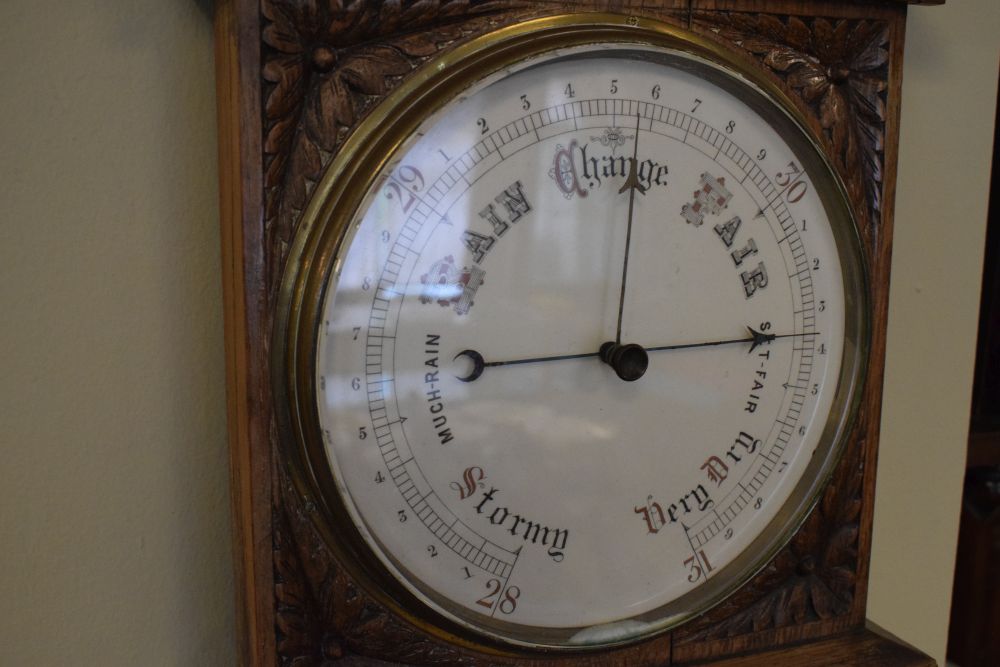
291, 23, 867, 651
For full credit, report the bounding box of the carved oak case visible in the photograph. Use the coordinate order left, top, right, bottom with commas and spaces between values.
215, 1, 940, 665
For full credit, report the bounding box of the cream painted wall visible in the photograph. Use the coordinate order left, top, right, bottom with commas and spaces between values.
869, 1, 999, 664
0, 1, 235, 665
0, 1, 994, 666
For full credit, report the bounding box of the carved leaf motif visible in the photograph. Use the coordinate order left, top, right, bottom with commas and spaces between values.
392, 25, 466, 56
784, 17, 811, 51
764, 47, 817, 74
274, 486, 327, 664
693, 12, 890, 241
304, 75, 353, 152
264, 56, 306, 120
339, 47, 412, 95
786, 66, 828, 103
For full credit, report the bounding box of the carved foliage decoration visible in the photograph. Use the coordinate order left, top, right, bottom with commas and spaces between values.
261, 0, 521, 291
692, 12, 889, 242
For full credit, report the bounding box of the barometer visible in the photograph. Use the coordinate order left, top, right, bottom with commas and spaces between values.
278, 14, 864, 651
216, 2, 940, 664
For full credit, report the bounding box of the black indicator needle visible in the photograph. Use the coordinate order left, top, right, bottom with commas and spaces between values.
645, 327, 814, 355
615, 113, 646, 345
453, 328, 817, 382
454, 349, 600, 383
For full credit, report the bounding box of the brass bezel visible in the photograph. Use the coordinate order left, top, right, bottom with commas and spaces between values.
273, 13, 870, 655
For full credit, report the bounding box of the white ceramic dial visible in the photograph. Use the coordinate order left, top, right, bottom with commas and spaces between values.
311, 43, 863, 648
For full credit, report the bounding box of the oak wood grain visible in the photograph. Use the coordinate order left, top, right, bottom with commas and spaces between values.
679, 627, 936, 666
215, 0, 274, 664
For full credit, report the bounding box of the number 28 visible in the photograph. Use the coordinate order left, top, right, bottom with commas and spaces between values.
476, 578, 520, 614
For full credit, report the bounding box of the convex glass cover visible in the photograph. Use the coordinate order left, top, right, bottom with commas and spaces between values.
277, 15, 867, 651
